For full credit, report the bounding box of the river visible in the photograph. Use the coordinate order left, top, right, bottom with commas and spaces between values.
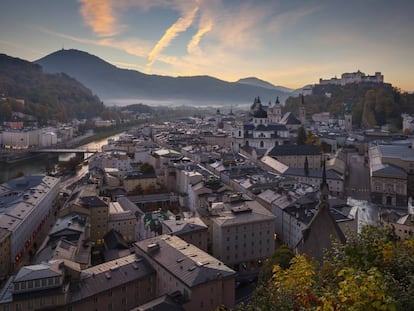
0, 133, 123, 183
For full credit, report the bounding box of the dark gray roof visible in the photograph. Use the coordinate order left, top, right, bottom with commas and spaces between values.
372, 164, 406, 177
104, 229, 129, 250
128, 193, 178, 204
69, 255, 154, 303
125, 171, 157, 180
255, 124, 288, 131
163, 218, 208, 236
80, 196, 108, 208
14, 262, 62, 282
281, 112, 301, 125
268, 144, 321, 156
296, 202, 346, 263
134, 295, 185, 311
284, 168, 342, 180
135, 235, 235, 288
253, 107, 267, 118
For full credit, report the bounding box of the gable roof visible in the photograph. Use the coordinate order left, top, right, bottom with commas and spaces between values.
268, 144, 321, 157
281, 112, 301, 125
14, 262, 62, 282
295, 202, 346, 263
135, 235, 235, 288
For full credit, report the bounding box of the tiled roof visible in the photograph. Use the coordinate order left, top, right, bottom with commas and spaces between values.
125, 171, 157, 180
70, 254, 154, 303
14, 262, 62, 282
135, 235, 235, 288
163, 217, 208, 236
284, 168, 343, 180
281, 112, 301, 125
268, 144, 321, 156
80, 196, 108, 208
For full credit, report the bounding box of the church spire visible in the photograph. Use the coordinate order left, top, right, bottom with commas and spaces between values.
322, 160, 327, 185
275, 96, 280, 104
320, 160, 329, 207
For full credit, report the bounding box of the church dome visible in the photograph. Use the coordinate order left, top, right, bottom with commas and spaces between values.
253, 105, 268, 118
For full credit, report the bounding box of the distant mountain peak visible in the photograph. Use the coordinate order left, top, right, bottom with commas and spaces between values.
36, 49, 292, 105
237, 77, 293, 93
36, 48, 117, 71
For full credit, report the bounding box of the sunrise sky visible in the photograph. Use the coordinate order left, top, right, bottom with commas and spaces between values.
1, 0, 413, 91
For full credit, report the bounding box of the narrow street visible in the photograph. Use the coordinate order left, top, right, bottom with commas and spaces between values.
345, 152, 370, 200
345, 151, 379, 232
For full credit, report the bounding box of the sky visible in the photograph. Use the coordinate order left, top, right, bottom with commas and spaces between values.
0, 0, 413, 91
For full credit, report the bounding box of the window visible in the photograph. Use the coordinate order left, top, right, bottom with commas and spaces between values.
93, 297, 98, 304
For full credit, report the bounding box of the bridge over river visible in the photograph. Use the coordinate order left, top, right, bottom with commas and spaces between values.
30, 148, 100, 154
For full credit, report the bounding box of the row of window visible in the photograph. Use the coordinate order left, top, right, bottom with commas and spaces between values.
14, 277, 60, 292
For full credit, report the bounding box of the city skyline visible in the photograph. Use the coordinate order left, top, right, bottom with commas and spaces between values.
1, 0, 413, 91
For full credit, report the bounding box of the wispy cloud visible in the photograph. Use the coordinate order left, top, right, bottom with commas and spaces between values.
36, 26, 151, 59
266, 5, 321, 35
78, 0, 122, 37
146, 5, 199, 71
187, 18, 213, 54
0, 39, 45, 57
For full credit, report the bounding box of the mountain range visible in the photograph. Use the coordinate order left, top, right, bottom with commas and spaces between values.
36, 49, 300, 106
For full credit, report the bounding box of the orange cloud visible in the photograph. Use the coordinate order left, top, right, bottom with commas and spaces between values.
146, 5, 199, 71
78, 0, 121, 37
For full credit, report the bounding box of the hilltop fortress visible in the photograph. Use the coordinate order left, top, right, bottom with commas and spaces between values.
319, 70, 383, 86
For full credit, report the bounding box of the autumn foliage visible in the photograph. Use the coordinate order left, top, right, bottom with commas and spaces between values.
238, 225, 414, 310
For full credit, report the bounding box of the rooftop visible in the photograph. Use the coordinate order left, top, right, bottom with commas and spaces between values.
268, 145, 321, 157
135, 235, 235, 288
70, 254, 154, 303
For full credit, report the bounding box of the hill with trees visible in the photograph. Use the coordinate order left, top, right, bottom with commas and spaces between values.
285, 83, 414, 130
238, 225, 414, 310
0, 53, 104, 124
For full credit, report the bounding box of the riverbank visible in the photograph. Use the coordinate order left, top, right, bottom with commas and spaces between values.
69, 120, 146, 147
0, 120, 144, 165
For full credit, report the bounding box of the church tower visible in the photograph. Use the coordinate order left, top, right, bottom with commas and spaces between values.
299, 94, 306, 125
344, 103, 352, 132
268, 96, 282, 123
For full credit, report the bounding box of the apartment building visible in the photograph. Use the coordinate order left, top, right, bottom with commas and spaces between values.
369, 144, 412, 207
0, 256, 156, 311
0, 175, 60, 270
162, 217, 209, 252
209, 194, 276, 270
135, 235, 236, 311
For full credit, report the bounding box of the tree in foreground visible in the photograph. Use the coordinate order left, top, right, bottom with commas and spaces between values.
236, 225, 414, 310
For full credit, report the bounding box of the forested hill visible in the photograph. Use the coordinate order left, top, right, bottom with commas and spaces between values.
0, 53, 104, 124
285, 83, 414, 130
